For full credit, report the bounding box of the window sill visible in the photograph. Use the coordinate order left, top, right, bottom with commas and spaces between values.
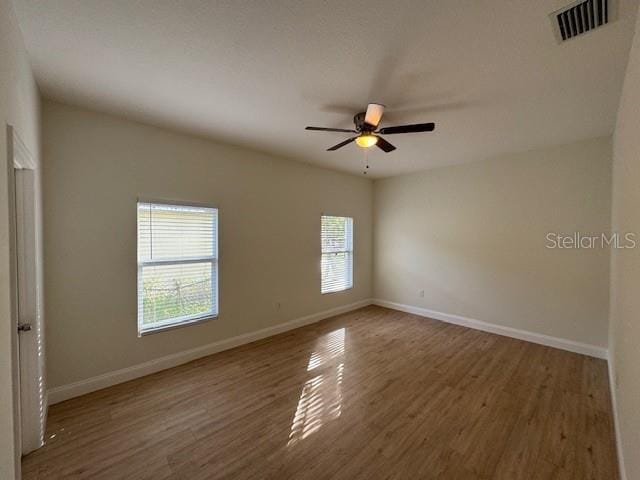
321, 286, 353, 295
138, 314, 218, 337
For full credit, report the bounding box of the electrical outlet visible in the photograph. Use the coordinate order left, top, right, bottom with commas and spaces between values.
419, 290, 425, 298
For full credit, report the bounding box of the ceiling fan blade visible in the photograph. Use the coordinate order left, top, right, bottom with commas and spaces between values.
306, 126, 357, 133
376, 136, 396, 153
378, 122, 435, 135
327, 137, 357, 151
364, 103, 385, 128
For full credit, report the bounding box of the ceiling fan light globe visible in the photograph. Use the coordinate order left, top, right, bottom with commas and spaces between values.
356, 135, 378, 148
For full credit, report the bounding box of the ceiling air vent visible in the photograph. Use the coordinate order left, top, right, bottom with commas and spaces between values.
550, 0, 617, 43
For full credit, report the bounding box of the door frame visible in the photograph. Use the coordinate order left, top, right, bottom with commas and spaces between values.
7, 124, 45, 457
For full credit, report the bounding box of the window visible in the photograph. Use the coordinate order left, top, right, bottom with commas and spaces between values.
321, 215, 353, 294
137, 201, 218, 335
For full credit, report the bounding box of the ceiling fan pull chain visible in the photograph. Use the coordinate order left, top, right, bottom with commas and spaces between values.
363, 149, 370, 175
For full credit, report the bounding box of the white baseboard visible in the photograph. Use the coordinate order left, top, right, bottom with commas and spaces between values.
48, 299, 373, 405
608, 358, 627, 480
372, 299, 608, 359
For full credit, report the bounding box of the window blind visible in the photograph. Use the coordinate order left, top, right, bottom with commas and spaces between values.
137, 201, 218, 334
321, 215, 353, 294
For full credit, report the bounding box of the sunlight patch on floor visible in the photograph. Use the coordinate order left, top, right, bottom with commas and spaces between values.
288, 328, 345, 447
307, 327, 345, 371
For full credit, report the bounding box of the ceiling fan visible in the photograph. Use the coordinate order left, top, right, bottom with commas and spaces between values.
305, 103, 435, 153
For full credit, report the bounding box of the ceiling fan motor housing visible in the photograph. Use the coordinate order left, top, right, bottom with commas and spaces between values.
354, 112, 374, 132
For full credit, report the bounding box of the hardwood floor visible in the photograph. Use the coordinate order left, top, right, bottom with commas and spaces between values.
22, 306, 619, 479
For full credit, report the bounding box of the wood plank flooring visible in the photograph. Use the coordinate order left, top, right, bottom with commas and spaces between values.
22, 306, 619, 479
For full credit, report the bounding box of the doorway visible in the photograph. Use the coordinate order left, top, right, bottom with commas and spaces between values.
8, 125, 45, 456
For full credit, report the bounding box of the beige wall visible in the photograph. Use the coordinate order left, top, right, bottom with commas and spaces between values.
610, 6, 640, 479
42, 100, 372, 389
0, 0, 41, 478
373, 138, 612, 348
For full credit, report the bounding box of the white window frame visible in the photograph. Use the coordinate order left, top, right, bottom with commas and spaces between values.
320, 214, 354, 294
137, 199, 219, 336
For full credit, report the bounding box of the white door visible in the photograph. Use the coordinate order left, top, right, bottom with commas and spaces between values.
9, 126, 45, 455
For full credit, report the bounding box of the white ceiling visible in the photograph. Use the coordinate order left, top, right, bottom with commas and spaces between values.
14, 0, 639, 178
